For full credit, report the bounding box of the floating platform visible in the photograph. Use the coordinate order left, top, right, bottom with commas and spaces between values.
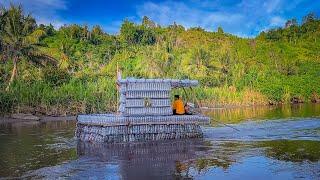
75, 78, 210, 143
76, 114, 209, 143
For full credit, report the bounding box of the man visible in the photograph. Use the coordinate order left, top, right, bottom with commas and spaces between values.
172, 95, 185, 115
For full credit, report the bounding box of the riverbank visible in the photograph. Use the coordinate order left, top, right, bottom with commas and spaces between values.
0, 103, 274, 121
0, 115, 76, 124
2, 102, 319, 124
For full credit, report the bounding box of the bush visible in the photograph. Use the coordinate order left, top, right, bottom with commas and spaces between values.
42, 67, 70, 86
0, 91, 16, 114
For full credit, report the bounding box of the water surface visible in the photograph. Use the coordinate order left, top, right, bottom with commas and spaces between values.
0, 104, 320, 179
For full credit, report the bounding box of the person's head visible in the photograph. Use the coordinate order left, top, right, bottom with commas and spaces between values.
174, 95, 180, 100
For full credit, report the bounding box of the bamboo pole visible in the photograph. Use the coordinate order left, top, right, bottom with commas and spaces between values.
116, 62, 120, 114
210, 119, 240, 131
182, 87, 189, 102
190, 87, 202, 111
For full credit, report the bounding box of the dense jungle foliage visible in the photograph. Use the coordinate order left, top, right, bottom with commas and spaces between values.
0, 5, 320, 115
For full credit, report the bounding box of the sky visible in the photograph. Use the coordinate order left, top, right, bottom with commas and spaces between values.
2, 0, 320, 37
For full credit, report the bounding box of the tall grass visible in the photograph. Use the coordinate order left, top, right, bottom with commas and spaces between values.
1, 76, 319, 115
171, 86, 268, 108
0, 78, 117, 115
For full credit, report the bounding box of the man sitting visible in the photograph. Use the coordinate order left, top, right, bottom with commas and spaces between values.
172, 95, 185, 115
184, 102, 194, 115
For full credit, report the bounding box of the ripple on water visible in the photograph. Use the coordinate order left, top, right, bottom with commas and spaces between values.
203, 118, 320, 141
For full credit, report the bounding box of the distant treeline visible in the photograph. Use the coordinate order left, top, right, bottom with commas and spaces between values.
0, 5, 320, 115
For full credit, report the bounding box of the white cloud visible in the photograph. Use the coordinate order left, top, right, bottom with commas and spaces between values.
263, 0, 282, 13
137, 1, 243, 32
136, 0, 304, 37
0, 0, 309, 36
1, 0, 68, 29
270, 16, 286, 26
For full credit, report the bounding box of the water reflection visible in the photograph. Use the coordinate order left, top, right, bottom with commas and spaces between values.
26, 139, 252, 179
205, 103, 320, 124
25, 139, 213, 179
77, 139, 218, 179
261, 140, 320, 162
170, 139, 320, 179
0, 120, 76, 177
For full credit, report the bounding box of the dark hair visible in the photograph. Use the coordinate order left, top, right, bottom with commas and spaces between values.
174, 95, 180, 98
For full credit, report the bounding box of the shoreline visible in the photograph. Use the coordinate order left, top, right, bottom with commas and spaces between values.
0, 115, 77, 124
201, 101, 320, 110
1, 102, 317, 124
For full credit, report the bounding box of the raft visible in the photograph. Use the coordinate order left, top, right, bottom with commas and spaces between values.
75, 78, 210, 143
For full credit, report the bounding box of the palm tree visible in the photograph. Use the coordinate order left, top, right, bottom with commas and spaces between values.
0, 4, 57, 91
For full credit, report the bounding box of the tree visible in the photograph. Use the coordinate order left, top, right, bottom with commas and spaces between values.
120, 20, 156, 45
285, 18, 297, 28
142, 16, 156, 28
81, 25, 91, 41
189, 27, 205, 31
257, 31, 267, 40
92, 25, 104, 36
120, 20, 137, 45
91, 25, 104, 45
0, 5, 57, 91
38, 23, 55, 38
217, 26, 224, 34
303, 13, 316, 25
168, 22, 185, 32
45, 24, 55, 36
266, 28, 282, 40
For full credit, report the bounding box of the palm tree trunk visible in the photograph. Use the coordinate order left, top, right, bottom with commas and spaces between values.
5, 57, 18, 91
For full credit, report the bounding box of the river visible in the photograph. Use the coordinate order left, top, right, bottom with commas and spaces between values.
0, 104, 319, 179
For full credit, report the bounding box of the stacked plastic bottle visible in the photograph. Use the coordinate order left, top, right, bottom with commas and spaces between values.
76, 123, 202, 143
118, 79, 173, 116
77, 114, 209, 126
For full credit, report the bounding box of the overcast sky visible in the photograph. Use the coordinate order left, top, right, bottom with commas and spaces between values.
2, 0, 320, 37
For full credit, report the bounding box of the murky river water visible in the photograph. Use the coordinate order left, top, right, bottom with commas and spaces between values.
0, 104, 320, 179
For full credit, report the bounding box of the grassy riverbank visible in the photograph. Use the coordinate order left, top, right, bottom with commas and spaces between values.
1, 5, 320, 115
1, 78, 319, 116
0, 78, 117, 115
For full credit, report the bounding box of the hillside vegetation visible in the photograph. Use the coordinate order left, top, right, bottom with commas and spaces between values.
1, 5, 320, 115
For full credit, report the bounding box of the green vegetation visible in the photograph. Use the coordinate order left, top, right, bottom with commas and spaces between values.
1, 5, 320, 115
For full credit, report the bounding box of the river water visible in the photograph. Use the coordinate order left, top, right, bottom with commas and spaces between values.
0, 104, 319, 179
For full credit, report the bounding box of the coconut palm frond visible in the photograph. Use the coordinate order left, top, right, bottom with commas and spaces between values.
24, 29, 46, 45
27, 52, 58, 67
1, 4, 58, 90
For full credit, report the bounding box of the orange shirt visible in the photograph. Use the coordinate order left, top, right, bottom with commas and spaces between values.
172, 99, 185, 114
